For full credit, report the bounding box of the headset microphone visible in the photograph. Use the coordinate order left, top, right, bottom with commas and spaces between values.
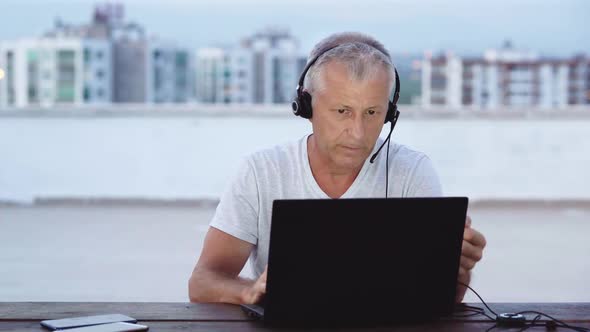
370, 109, 399, 164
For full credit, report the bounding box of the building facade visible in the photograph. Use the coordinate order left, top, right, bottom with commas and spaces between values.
0, 3, 193, 108
0, 38, 112, 108
195, 28, 307, 104
422, 45, 590, 109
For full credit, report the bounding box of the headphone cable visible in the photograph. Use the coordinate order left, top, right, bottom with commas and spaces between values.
370, 121, 395, 198
457, 281, 589, 332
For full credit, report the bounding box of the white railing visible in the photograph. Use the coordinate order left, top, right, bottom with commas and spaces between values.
1, 103, 590, 118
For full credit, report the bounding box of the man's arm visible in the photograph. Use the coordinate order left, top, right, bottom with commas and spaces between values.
188, 227, 266, 304
403, 154, 486, 302
189, 155, 266, 304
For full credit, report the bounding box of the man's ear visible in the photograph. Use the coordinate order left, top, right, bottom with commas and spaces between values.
306, 90, 314, 122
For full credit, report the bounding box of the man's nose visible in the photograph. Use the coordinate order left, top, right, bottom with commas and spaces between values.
347, 115, 365, 140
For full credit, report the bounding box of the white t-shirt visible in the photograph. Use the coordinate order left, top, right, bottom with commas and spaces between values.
209, 134, 443, 278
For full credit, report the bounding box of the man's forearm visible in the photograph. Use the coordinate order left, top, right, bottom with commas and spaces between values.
188, 269, 254, 304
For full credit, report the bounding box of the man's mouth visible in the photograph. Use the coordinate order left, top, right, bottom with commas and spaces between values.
341, 145, 363, 151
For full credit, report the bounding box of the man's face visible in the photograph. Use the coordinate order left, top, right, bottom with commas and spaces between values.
309, 61, 391, 170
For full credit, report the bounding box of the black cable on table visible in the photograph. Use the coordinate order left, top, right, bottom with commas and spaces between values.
456, 282, 589, 332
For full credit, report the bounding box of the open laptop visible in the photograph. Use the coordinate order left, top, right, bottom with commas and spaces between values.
241, 197, 469, 327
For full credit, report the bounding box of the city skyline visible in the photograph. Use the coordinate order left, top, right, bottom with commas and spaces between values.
1, 1, 588, 109
1, 0, 588, 57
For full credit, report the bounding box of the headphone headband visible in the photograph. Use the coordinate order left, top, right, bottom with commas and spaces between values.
292, 43, 400, 122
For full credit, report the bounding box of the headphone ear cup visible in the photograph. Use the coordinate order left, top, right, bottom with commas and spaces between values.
385, 101, 395, 123
299, 91, 313, 119
291, 99, 302, 117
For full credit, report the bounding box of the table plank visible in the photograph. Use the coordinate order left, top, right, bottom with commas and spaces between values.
1, 302, 589, 321
0, 302, 246, 321
1, 302, 589, 332
456, 303, 590, 322
1, 320, 590, 332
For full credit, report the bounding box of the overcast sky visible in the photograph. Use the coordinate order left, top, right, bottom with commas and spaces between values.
1, 0, 588, 56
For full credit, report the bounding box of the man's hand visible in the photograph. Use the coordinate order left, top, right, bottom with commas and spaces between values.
241, 266, 268, 304
456, 215, 486, 303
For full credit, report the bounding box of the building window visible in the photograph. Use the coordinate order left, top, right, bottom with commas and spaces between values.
154, 67, 162, 90
254, 52, 265, 103
27, 50, 39, 103
84, 86, 91, 101
97, 88, 104, 98
96, 50, 103, 60
84, 48, 91, 62
175, 52, 187, 67
96, 69, 105, 80
57, 50, 76, 103
272, 57, 284, 103
6, 51, 15, 104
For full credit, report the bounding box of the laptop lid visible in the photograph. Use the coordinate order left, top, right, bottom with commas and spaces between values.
263, 197, 468, 326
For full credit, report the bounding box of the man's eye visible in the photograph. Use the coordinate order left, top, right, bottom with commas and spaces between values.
337, 109, 347, 114
367, 110, 376, 115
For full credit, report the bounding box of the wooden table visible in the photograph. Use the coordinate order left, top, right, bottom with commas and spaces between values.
1, 302, 588, 331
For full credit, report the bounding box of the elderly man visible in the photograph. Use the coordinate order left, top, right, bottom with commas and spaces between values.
188, 32, 486, 305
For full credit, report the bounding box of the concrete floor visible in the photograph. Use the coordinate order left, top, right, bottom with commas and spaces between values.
0, 203, 588, 302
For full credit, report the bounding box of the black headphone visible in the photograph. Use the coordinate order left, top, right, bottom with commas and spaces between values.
291, 44, 400, 125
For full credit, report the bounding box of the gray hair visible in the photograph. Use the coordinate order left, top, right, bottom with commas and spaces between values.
303, 32, 396, 94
